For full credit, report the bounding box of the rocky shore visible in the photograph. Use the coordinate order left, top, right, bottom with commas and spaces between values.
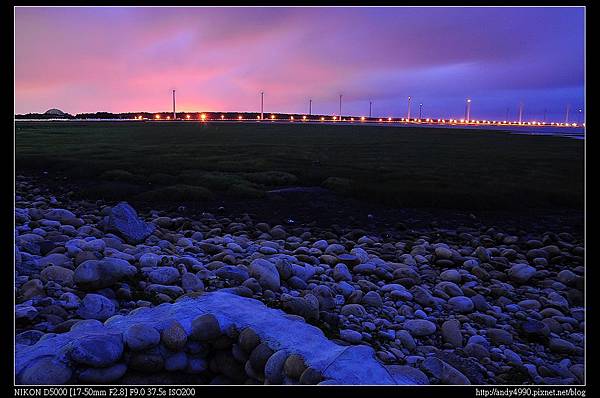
15, 175, 585, 385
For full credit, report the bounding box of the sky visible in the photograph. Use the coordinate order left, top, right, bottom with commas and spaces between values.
15, 7, 585, 122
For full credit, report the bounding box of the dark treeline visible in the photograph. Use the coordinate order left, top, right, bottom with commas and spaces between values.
16, 112, 76, 119
15, 111, 381, 121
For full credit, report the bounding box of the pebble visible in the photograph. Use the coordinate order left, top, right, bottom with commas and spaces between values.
341, 304, 367, 317
77, 294, 116, 321
161, 321, 188, 351
448, 296, 474, 313
421, 357, 470, 384
362, 291, 383, 307
441, 319, 463, 347
73, 258, 137, 290
333, 263, 352, 282
487, 328, 514, 346
249, 342, 274, 374
340, 329, 363, 344
190, 314, 221, 341
508, 264, 537, 284
404, 320, 437, 337
284, 354, 306, 379
549, 338, 576, 354
248, 259, 281, 291
124, 324, 161, 351
13, 182, 585, 386
239, 328, 261, 352
148, 267, 179, 285
264, 350, 288, 384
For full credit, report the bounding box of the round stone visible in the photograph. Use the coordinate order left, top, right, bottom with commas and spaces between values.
239, 328, 261, 353
40, 265, 74, 286
487, 328, 513, 346
161, 321, 188, 351
549, 338, 576, 354
249, 342, 274, 374
181, 272, 204, 293
441, 319, 463, 347
77, 294, 116, 321
440, 269, 461, 283
362, 291, 383, 307
340, 329, 363, 344
148, 267, 179, 285
333, 263, 352, 282
139, 253, 159, 268
404, 320, 437, 337
124, 324, 160, 351
448, 296, 474, 313
284, 354, 306, 379
190, 314, 221, 341
464, 342, 490, 360
508, 264, 537, 284
264, 350, 288, 384
340, 304, 367, 317
435, 247, 453, 259
300, 367, 323, 385
248, 259, 280, 291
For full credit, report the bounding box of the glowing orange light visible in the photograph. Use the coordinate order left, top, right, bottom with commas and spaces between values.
332, 116, 337, 120
271, 115, 275, 120
302, 116, 307, 120
379, 118, 383, 122
351, 117, 354, 121
238, 115, 243, 120
320, 117, 325, 121
290, 116, 294, 120
200, 114, 207, 121
186, 114, 191, 120
221, 115, 225, 119
166, 116, 171, 120
155, 114, 160, 119
388, 117, 392, 121
361, 116, 365, 121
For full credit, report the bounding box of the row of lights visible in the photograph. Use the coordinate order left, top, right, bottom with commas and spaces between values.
142, 114, 581, 127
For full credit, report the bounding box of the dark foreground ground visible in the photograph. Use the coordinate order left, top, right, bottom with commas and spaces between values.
15, 121, 584, 210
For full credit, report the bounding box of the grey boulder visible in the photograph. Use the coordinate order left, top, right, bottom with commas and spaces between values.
105, 202, 155, 244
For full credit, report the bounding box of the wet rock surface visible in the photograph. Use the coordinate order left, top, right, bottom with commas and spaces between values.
14, 175, 584, 385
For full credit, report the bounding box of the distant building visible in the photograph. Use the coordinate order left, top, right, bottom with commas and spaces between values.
44, 108, 67, 116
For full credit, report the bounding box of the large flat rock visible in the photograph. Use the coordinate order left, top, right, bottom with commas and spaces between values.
16, 291, 403, 385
